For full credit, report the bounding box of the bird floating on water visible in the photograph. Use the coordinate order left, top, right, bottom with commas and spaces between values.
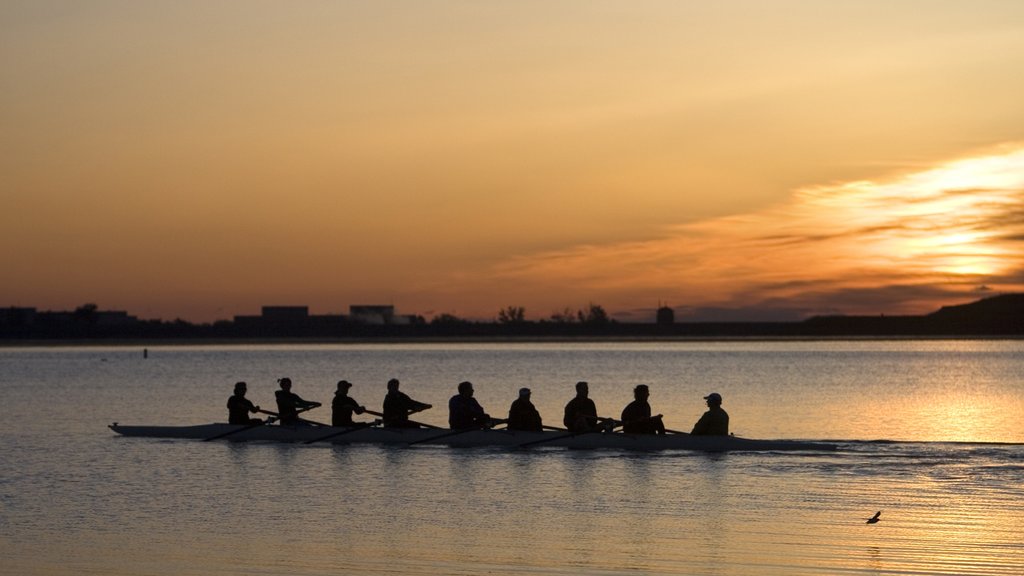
866, 511, 881, 524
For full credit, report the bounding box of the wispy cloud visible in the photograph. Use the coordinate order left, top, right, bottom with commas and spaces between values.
481, 146, 1024, 320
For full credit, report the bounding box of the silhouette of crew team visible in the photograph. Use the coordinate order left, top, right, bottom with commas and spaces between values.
227, 379, 731, 435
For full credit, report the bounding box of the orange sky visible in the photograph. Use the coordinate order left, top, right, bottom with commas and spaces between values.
3, 1, 1024, 322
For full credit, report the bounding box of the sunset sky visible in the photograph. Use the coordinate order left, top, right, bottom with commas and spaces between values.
3, 1, 1024, 322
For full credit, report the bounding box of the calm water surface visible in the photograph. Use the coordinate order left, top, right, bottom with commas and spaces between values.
2, 341, 1023, 575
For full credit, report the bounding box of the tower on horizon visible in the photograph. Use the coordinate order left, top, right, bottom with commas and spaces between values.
656, 304, 675, 325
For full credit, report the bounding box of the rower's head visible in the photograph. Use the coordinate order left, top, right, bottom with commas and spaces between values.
278, 377, 292, 390
234, 381, 247, 395
387, 378, 400, 392
704, 392, 722, 407
519, 387, 531, 399
458, 381, 474, 397
576, 381, 589, 397
337, 380, 352, 392
634, 384, 650, 400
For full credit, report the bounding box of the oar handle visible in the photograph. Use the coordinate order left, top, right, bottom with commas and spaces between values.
362, 408, 442, 429
257, 409, 329, 427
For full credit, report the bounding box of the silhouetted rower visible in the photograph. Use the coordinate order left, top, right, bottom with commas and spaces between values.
332, 380, 366, 427
621, 384, 665, 434
564, 381, 599, 433
275, 377, 320, 425
227, 381, 263, 425
449, 381, 490, 429
507, 387, 543, 432
382, 378, 431, 428
691, 392, 729, 435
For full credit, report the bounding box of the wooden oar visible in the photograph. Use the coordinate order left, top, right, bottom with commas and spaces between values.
517, 416, 625, 448
607, 413, 685, 435
303, 419, 382, 444
203, 418, 272, 442
600, 414, 687, 435
257, 408, 330, 427
363, 408, 443, 430
407, 418, 508, 446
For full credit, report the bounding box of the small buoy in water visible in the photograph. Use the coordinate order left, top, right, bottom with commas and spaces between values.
867, 511, 881, 524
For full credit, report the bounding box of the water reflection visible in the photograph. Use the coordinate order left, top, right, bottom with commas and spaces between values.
5, 343, 1024, 575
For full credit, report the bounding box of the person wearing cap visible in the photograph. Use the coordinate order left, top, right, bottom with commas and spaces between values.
507, 387, 543, 432
691, 392, 729, 435
620, 384, 665, 434
274, 377, 321, 425
227, 381, 263, 425
448, 381, 491, 430
382, 378, 432, 428
564, 381, 600, 433
332, 380, 366, 427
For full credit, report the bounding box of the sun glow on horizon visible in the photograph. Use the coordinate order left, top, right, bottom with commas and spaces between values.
5, 2, 1024, 322
471, 146, 1024, 319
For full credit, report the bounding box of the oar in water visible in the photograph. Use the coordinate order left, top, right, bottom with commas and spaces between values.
203, 417, 275, 442
257, 408, 330, 427
363, 408, 443, 430
407, 418, 508, 446
303, 419, 383, 444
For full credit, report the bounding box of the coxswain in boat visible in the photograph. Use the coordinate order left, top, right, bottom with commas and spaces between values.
227, 381, 263, 425
449, 381, 491, 429
275, 377, 321, 425
563, 381, 600, 433
332, 380, 366, 427
382, 378, 432, 428
620, 384, 666, 434
690, 392, 729, 435
507, 387, 543, 432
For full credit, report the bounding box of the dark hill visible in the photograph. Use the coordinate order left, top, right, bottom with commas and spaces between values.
928, 293, 1024, 319
799, 293, 1024, 336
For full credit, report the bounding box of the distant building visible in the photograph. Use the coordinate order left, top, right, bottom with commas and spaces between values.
94, 310, 138, 326
1, 305, 140, 338
260, 306, 309, 322
350, 305, 396, 325
656, 306, 675, 325
1, 307, 37, 328
232, 305, 350, 336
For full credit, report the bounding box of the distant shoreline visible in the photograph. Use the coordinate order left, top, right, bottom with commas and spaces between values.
3, 334, 1022, 348
4, 294, 1023, 343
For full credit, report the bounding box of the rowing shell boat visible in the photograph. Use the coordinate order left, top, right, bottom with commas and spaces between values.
108, 423, 837, 452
